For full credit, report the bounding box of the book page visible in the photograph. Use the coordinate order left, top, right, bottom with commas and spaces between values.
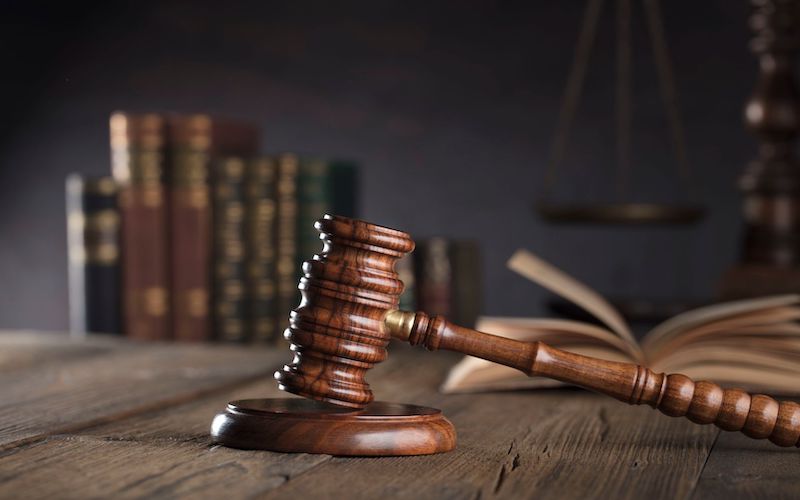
475, 317, 641, 359
507, 250, 638, 348
641, 294, 800, 355
646, 306, 800, 361
654, 343, 800, 376
651, 322, 800, 396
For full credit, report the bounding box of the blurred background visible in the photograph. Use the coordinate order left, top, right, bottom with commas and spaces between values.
0, 0, 764, 334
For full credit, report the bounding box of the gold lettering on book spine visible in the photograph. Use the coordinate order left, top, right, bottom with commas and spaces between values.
143, 287, 169, 317
186, 288, 209, 317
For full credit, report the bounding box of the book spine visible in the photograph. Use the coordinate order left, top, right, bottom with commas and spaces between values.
212, 157, 247, 342
110, 112, 170, 340
66, 175, 122, 336
328, 160, 359, 218
297, 159, 331, 273
168, 115, 212, 341
245, 157, 278, 343
275, 153, 300, 337
396, 254, 417, 311
414, 238, 453, 318
449, 241, 482, 328
66, 174, 86, 337
295, 159, 359, 273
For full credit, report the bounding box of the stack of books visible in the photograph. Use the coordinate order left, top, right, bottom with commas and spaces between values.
66, 111, 358, 343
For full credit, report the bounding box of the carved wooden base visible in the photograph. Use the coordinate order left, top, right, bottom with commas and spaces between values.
210, 398, 457, 456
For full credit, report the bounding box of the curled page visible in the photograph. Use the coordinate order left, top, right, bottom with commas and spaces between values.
507, 249, 638, 350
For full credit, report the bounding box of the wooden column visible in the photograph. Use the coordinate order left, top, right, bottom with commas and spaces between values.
721, 0, 800, 298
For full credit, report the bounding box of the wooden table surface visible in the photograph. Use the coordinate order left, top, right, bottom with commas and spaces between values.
0, 331, 797, 499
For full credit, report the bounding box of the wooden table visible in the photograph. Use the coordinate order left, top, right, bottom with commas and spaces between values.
0, 332, 797, 499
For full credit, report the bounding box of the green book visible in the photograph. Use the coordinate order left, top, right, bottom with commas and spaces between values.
211, 157, 247, 342
245, 157, 278, 343
296, 159, 359, 274
275, 153, 300, 342
396, 255, 416, 311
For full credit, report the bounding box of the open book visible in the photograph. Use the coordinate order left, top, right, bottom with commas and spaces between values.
442, 250, 800, 396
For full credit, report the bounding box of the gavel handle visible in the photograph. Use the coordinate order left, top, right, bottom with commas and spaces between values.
384, 310, 800, 447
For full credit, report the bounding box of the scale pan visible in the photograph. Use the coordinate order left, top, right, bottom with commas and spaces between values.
536, 202, 705, 225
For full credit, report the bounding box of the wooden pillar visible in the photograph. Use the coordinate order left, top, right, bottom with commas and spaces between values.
721, 0, 800, 298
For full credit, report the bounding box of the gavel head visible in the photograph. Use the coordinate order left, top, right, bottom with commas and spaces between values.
274, 214, 415, 408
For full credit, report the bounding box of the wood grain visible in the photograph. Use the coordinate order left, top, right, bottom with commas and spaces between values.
261, 390, 718, 500
691, 432, 800, 500
0, 377, 331, 499
0, 333, 786, 499
276, 214, 415, 408
0, 343, 446, 498
211, 398, 456, 456
0, 333, 282, 451
0, 331, 118, 373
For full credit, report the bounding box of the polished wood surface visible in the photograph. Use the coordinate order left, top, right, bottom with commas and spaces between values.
210, 398, 455, 456
1, 332, 796, 499
274, 214, 415, 408
388, 310, 800, 447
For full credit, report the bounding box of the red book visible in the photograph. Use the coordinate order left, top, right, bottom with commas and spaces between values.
110, 112, 170, 340
167, 115, 259, 341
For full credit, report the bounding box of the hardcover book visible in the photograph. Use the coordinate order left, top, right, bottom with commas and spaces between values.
167, 115, 259, 342
449, 240, 482, 328
66, 175, 121, 336
396, 255, 416, 312
211, 157, 248, 342
296, 158, 329, 270
110, 112, 170, 340
275, 153, 300, 340
413, 238, 482, 328
413, 238, 452, 318
245, 157, 278, 343
296, 159, 359, 277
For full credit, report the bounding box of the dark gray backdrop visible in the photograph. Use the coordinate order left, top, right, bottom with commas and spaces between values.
0, 0, 757, 331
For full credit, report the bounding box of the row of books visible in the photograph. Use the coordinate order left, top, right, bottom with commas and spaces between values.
66, 111, 358, 343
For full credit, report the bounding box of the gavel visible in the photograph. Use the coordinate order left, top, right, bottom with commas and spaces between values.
212, 215, 800, 455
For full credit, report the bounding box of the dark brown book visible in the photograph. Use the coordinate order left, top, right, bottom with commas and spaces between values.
449, 241, 482, 328
413, 238, 482, 328
414, 238, 453, 318
110, 112, 170, 340
167, 115, 259, 342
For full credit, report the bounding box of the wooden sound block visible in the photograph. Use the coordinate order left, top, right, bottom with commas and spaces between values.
210, 398, 457, 456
